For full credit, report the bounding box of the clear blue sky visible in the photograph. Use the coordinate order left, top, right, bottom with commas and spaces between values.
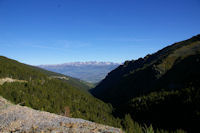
0, 0, 200, 65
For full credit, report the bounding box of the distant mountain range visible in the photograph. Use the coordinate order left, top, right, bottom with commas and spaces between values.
39, 62, 120, 83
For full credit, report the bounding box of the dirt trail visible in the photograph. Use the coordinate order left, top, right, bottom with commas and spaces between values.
0, 78, 27, 85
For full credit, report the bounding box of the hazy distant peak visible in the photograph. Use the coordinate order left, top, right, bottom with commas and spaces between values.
39, 61, 120, 67
38, 61, 120, 83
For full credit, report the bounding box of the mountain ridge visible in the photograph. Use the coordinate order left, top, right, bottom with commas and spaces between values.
91, 34, 200, 132
39, 61, 120, 67
91, 34, 200, 104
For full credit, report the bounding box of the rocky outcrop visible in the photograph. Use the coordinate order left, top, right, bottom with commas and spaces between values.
0, 97, 123, 133
0, 78, 27, 85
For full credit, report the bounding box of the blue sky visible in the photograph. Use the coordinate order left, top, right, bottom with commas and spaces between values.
0, 0, 200, 65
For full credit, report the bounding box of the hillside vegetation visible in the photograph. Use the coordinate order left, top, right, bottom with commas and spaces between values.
0, 56, 92, 91
0, 56, 121, 127
91, 34, 200, 132
0, 56, 188, 133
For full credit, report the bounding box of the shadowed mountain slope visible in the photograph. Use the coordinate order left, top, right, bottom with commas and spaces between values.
91, 35, 200, 132
91, 34, 200, 105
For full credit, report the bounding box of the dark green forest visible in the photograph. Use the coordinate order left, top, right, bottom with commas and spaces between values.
0, 56, 186, 133
91, 34, 200, 132
116, 87, 200, 133
0, 56, 121, 127
0, 80, 122, 127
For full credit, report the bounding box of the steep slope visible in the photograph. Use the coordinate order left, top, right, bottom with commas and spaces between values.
119, 54, 200, 132
0, 96, 123, 133
90, 34, 200, 132
0, 56, 121, 128
39, 62, 119, 83
91, 34, 200, 105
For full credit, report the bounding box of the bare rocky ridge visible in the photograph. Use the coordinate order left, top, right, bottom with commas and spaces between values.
0, 97, 123, 133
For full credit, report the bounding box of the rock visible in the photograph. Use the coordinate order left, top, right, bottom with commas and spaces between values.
0, 97, 123, 133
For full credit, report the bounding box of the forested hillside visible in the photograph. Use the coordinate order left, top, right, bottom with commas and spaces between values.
0, 56, 187, 133
0, 56, 91, 91
91, 34, 200, 132
0, 56, 121, 127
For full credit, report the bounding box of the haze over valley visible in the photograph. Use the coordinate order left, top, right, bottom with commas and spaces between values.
39, 62, 120, 83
